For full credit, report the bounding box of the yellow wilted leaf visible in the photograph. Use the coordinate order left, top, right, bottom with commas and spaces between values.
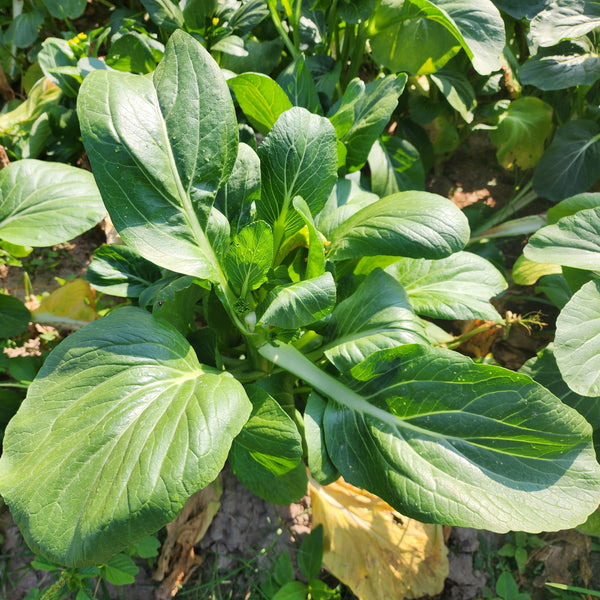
309, 478, 449, 600
33, 279, 99, 328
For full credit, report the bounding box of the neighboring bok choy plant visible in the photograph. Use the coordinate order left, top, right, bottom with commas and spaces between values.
0, 31, 599, 569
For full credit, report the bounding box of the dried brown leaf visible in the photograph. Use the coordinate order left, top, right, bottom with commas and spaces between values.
154, 478, 222, 599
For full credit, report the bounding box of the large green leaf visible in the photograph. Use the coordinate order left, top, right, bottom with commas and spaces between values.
231, 385, 302, 476
140, 0, 184, 32
0, 79, 61, 161
489, 97, 553, 170
328, 75, 407, 172
260, 341, 600, 532
293, 196, 325, 280
304, 392, 339, 485
0, 307, 251, 566
78, 30, 237, 281
277, 57, 321, 114
530, 0, 600, 48
524, 207, 600, 270
258, 272, 336, 330
86, 245, 163, 298
38, 38, 81, 98
555, 280, 600, 396
520, 346, 600, 456
382, 251, 507, 321
326, 192, 470, 261
257, 107, 338, 247
316, 179, 379, 238
491, 0, 545, 19
520, 52, 600, 91
323, 269, 428, 372
214, 142, 260, 234
368, 136, 425, 196
370, 9, 461, 75
0, 159, 105, 247
430, 69, 476, 123
228, 73, 292, 135
369, 0, 505, 76
533, 120, 600, 202
0, 294, 31, 339
547, 193, 600, 224
41, 0, 87, 18
230, 385, 306, 504
225, 221, 273, 295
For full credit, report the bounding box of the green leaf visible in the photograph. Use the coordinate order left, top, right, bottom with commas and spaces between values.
6, 8, 45, 48
547, 193, 600, 224
297, 525, 323, 581
316, 179, 379, 238
524, 207, 600, 270
257, 107, 338, 245
305, 392, 339, 485
338, 0, 376, 23
520, 346, 600, 455
221, 38, 284, 75
512, 255, 561, 286
370, 8, 461, 75
214, 142, 261, 233
228, 0, 269, 34
489, 97, 554, 170
181, 0, 217, 28
272, 581, 308, 600
78, 30, 237, 281
383, 251, 507, 321
228, 73, 292, 135
231, 454, 308, 505
86, 245, 163, 298
0, 294, 31, 339
305, 55, 341, 101
496, 572, 520, 598
232, 385, 302, 476
212, 35, 248, 57
555, 280, 600, 396
323, 269, 428, 372
260, 341, 600, 532
520, 52, 600, 91
533, 120, 600, 202
292, 196, 325, 280
491, 0, 544, 20
0, 159, 105, 247
102, 553, 139, 585
132, 535, 161, 558
277, 56, 321, 114
328, 75, 407, 172
41, 0, 87, 18
0, 307, 251, 567
106, 32, 163, 74
368, 136, 425, 196
369, 0, 505, 76
430, 70, 476, 123
230, 386, 306, 504
326, 192, 470, 261
225, 221, 273, 295
140, 0, 184, 33
530, 1, 600, 48
272, 550, 295, 585
38, 38, 81, 98
258, 272, 336, 330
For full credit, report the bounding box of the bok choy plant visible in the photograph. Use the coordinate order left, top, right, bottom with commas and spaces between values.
0, 31, 599, 569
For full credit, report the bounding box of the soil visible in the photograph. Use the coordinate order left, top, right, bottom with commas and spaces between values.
0, 135, 595, 600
